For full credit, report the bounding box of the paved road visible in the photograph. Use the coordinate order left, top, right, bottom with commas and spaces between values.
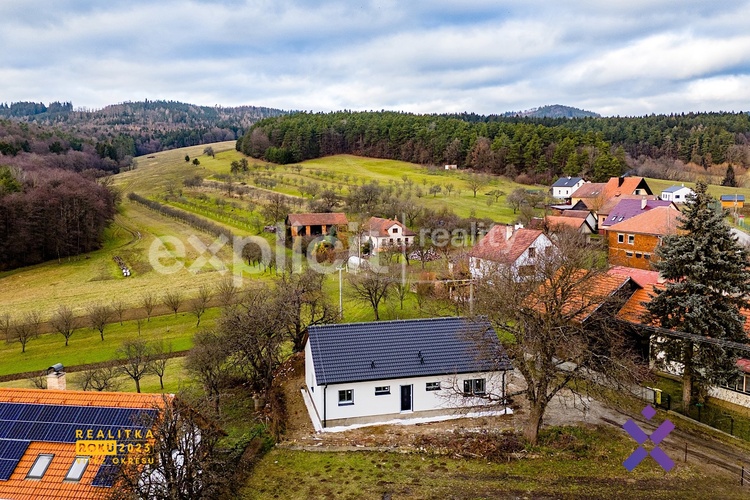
732, 228, 750, 247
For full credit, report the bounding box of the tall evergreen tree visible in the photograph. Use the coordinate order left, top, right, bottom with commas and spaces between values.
722, 164, 737, 187
647, 181, 750, 411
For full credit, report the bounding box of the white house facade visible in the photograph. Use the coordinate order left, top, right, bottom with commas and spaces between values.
660, 185, 694, 203
304, 317, 512, 428
469, 225, 554, 280
551, 177, 585, 200
360, 216, 416, 253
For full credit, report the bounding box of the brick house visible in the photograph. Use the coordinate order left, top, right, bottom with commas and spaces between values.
607, 206, 681, 270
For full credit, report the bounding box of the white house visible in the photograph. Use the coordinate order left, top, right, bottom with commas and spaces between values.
468, 225, 554, 280
551, 177, 585, 200
304, 317, 513, 428
660, 185, 694, 203
360, 216, 416, 253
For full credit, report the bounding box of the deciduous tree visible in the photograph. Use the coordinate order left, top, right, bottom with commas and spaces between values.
50, 305, 77, 347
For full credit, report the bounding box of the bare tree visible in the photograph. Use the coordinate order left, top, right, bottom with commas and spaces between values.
50, 304, 77, 346
142, 292, 156, 322
87, 303, 112, 341
190, 285, 212, 327
215, 277, 238, 308
390, 267, 411, 310
112, 299, 126, 326
0, 312, 13, 344
186, 330, 232, 415
277, 268, 337, 352
151, 341, 173, 390
473, 230, 645, 444
466, 173, 490, 198
220, 287, 286, 396
110, 394, 230, 500
76, 365, 121, 391
28, 370, 47, 389
348, 268, 392, 321
13, 311, 42, 353
163, 290, 183, 316
117, 339, 153, 393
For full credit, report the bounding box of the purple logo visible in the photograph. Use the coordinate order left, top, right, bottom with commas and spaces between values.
622, 405, 675, 472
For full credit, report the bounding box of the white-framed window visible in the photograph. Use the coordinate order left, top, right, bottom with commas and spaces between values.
405, 238, 409, 244
527, 247, 536, 258
426, 382, 441, 391
338, 389, 354, 405
644, 253, 651, 260
626, 251, 634, 257
392, 227, 398, 234
27, 454, 54, 480
617, 234, 624, 243
375, 386, 390, 395
463, 378, 486, 395
627, 234, 635, 245
635, 252, 642, 259
64, 456, 90, 482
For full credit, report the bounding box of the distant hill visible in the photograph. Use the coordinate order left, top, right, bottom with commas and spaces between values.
502, 104, 600, 119
0, 100, 288, 156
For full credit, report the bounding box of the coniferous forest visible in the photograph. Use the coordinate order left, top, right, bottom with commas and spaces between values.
238, 110, 750, 184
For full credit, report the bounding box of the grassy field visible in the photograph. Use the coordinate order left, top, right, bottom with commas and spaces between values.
242, 426, 746, 499
0, 307, 217, 377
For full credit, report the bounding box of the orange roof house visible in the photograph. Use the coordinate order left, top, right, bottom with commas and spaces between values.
360, 217, 416, 253
606, 206, 682, 270
0, 385, 168, 500
469, 225, 553, 279
571, 177, 652, 212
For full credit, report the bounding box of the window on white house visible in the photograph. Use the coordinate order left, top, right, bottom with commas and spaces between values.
617, 234, 624, 243
392, 228, 398, 234
64, 457, 90, 482
389, 238, 394, 243
27, 454, 54, 480
426, 382, 441, 391
527, 247, 536, 258
375, 386, 390, 395
338, 389, 353, 405
463, 379, 486, 395
627, 234, 635, 245
405, 238, 409, 244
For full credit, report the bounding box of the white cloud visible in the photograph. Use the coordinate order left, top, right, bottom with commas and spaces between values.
0, 0, 750, 115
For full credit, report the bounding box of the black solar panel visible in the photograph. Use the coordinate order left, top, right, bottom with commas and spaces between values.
91, 457, 119, 487
0, 459, 17, 481
0, 403, 23, 421
0, 439, 29, 460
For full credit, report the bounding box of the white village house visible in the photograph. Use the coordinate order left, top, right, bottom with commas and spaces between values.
551, 176, 585, 201
468, 224, 553, 280
360, 216, 416, 253
660, 185, 694, 203
304, 317, 512, 428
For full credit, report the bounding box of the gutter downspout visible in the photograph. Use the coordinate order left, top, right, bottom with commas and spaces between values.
502, 371, 506, 408
323, 384, 328, 428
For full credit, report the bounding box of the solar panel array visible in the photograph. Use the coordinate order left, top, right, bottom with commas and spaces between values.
0, 402, 157, 482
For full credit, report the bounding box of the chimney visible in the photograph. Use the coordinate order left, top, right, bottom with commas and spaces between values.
47, 363, 66, 391
505, 225, 514, 240
641, 197, 647, 210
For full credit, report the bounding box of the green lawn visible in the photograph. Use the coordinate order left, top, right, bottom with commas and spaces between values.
242, 426, 744, 499
0, 308, 218, 377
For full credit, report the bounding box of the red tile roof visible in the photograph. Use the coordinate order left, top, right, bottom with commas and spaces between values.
469, 225, 545, 264
544, 215, 590, 231
365, 217, 416, 237
572, 177, 652, 203
607, 266, 662, 287
570, 182, 606, 199
527, 270, 633, 323
607, 206, 681, 236
286, 212, 348, 227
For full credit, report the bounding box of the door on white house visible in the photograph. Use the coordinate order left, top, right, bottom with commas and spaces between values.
400, 385, 413, 412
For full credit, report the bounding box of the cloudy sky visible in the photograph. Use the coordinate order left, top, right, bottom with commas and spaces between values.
1, 0, 749, 116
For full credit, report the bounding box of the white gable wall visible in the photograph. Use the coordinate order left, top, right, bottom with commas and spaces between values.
469, 233, 554, 280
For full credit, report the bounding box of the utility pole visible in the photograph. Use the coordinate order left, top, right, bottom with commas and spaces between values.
338, 266, 344, 319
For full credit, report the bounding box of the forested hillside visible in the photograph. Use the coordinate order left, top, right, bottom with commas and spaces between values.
0, 100, 287, 156
238, 110, 750, 184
